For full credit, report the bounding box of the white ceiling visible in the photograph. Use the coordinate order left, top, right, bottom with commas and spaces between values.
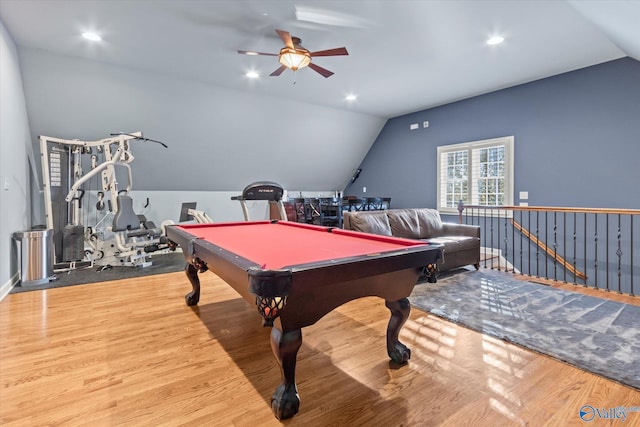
1, 0, 637, 119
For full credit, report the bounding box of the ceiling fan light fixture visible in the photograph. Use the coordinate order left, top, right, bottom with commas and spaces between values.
238, 30, 346, 78
279, 48, 311, 71
486, 35, 504, 45
82, 32, 102, 42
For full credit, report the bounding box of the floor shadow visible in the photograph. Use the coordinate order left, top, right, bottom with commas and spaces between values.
191, 297, 410, 422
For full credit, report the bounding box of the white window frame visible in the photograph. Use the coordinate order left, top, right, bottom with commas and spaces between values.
437, 136, 514, 215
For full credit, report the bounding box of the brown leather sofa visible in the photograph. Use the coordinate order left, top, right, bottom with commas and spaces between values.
343, 208, 480, 275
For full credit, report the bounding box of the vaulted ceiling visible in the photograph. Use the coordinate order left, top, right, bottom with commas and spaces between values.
1, 0, 638, 191
2, 0, 637, 118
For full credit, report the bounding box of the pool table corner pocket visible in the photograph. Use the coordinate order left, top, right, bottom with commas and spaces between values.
248, 268, 293, 327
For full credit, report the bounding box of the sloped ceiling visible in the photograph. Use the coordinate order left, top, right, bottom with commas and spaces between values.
569, 0, 640, 61
1, 0, 638, 191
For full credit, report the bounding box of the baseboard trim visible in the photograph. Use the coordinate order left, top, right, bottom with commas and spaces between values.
0, 273, 19, 302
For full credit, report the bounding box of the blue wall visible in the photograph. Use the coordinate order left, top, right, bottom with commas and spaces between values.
348, 57, 640, 210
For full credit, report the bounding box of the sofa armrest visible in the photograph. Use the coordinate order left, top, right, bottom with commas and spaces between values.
342, 211, 352, 230
440, 223, 480, 238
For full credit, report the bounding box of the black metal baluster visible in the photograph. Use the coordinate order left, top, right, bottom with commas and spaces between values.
528, 210, 531, 277
513, 211, 524, 274
553, 211, 557, 281
563, 211, 567, 283
631, 215, 635, 297
584, 212, 588, 288
536, 211, 540, 278
594, 214, 599, 290
497, 208, 502, 271
490, 207, 494, 269
606, 214, 610, 292
573, 212, 577, 285
512, 209, 516, 274
504, 208, 509, 272
498, 209, 509, 271
503, 208, 507, 272
545, 211, 548, 279
616, 214, 622, 294
484, 207, 488, 269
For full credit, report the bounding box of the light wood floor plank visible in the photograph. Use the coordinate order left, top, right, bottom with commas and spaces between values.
1, 271, 638, 426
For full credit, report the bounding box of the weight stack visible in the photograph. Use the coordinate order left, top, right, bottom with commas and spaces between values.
63, 224, 85, 261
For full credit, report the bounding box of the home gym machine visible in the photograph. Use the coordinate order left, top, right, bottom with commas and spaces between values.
178, 202, 214, 224
40, 131, 171, 269
231, 181, 288, 221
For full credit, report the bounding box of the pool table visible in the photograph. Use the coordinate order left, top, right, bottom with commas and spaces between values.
166, 220, 441, 420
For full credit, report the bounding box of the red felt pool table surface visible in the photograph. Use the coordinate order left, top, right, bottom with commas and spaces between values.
175, 221, 427, 270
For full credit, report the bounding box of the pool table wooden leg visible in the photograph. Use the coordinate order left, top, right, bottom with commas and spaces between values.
385, 298, 411, 364
184, 262, 201, 306
270, 327, 302, 420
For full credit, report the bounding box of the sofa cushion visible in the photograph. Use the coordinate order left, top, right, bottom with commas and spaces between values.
426, 236, 479, 252
416, 209, 443, 238
347, 211, 392, 236
387, 209, 420, 239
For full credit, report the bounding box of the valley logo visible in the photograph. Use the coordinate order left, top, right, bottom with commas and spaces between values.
579, 405, 640, 422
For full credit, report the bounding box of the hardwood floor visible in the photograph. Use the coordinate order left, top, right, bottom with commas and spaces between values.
1, 270, 639, 426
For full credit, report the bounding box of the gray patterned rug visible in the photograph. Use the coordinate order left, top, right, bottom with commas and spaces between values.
409, 269, 640, 390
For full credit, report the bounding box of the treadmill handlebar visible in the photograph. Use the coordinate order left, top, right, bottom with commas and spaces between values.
232, 181, 284, 202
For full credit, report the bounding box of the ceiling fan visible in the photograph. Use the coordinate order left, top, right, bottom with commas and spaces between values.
238, 29, 348, 78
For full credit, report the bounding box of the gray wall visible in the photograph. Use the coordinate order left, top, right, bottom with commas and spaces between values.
18, 47, 385, 193
349, 57, 640, 210
0, 20, 31, 296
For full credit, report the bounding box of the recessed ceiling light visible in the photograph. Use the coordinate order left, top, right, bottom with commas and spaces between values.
486, 36, 504, 45
345, 94, 357, 102
246, 71, 259, 78
82, 32, 102, 42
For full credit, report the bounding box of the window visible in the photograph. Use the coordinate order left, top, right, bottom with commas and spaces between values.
437, 136, 514, 214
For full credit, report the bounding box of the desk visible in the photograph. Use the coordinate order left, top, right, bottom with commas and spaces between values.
167, 221, 441, 419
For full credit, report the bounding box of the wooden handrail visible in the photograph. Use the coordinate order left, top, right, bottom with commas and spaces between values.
462, 205, 640, 216
510, 219, 588, 281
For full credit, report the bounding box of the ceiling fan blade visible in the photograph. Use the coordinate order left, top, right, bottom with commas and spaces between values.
310, 47, 349, 57
237, 50, 278, 56
270, 65, 288, 77
308, 62, 334, 78
275, 29, 294, 49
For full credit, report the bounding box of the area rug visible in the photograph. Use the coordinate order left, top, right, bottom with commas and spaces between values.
409, 269, 640, 390
10, 252, 186, 294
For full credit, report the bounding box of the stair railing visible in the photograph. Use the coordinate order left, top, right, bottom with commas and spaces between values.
457, 204, 639, 296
